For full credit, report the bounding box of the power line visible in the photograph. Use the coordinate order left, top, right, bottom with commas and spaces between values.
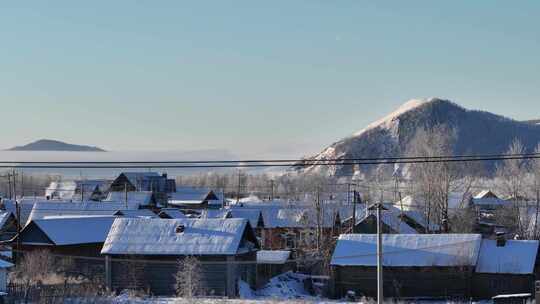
0, 153, 538, 169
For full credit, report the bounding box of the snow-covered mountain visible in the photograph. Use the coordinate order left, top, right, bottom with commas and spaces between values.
296, 98, 540, 176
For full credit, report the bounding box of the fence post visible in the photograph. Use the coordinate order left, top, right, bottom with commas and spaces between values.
105, 255, 112, 291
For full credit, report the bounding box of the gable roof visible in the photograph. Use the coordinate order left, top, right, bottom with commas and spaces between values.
331, 234, 482, 267
257, 250, 291, 264
102, 218, 256, 256
121, 172, 161, 187
22, 216, 115, 246
200, 209, 232, 219
26, 201, 140, 226
229, 209, 264, 228
476, 239, 539, 274
169, 187, 223, 206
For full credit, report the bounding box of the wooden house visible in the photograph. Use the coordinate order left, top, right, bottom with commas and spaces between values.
331, 234, 482, 299
168, 187, 223, 210
45, 179, 110, 201
101, 218, 260, 297
473, 237, 539, 299
16, 216, 115, 276
109, 172, 176, 205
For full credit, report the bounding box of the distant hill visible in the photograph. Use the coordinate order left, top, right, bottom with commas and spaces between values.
8, 139, 106, 152
294, 98, 540, 176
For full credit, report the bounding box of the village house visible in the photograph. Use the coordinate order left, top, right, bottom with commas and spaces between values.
168, 186, 223, 209
331, 234, 482, 299
16, 216, 115, 276
473, 235, 540, 299
101, 217, 260, 297
109, 172, 176, 205
0, 259, 13, 294
45, 179, 110, 201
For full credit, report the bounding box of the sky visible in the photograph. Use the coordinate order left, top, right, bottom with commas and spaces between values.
1, 1, 539, 159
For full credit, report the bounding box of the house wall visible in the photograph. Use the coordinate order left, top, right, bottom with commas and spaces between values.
332, 265, 474, 299
0, 269, 7, 293
109, 252, 257, 297
472, 273, 535, 300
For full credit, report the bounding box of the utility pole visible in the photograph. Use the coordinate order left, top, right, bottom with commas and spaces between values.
368, 201, 387, 304
270, 179, 275, 201
124, 182, 128, 208
236, 170, 241, 204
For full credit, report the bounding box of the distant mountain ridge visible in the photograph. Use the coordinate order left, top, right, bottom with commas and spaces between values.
296, 98, 540, 176
8, 139, 106, 152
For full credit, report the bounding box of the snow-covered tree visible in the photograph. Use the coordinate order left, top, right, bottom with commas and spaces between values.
174, 256, 202, 299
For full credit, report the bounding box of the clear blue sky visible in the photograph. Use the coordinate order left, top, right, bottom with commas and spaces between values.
1, 1, 539, 158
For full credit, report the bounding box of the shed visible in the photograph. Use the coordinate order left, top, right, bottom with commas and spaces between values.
473, 239, 539, 299
256, 250, 294, 287
101, 218, 259, 296
331, 234, 482, 299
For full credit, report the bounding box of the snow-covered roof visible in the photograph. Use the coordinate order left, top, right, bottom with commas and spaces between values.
200, 209, 231, 219
113, 209, 158, 218
158, 208, 187, 219
4, 199, 42, 227
331, 234, 482, 267
476, 239, 539, 274
105, 191, 154, 206
257, 250, 291, 264
169, 186, 219, 204
0, 259, 13, 268
0, 212, 13, 229
25, 216, 115, 246
229, 209, 263, 227
102, 218, 255, 256
45, 180, 109, 200
474, 190, 499, 200
26, 201, 140, 226
472, 197, 509, 207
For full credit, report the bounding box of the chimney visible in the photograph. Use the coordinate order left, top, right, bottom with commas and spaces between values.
496, 232, 506, 247
176, 225, 185, 234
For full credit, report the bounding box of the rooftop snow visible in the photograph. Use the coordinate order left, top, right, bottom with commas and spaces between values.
26, 201, 140, 226
105, 191, 154, 205
257, 250, 291, 264
27, 216, 115, 245
101, 218, 253, 256
331, 234, 482, 267
475, 239, 539, 274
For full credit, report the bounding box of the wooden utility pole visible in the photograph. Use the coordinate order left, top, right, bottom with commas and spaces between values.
270, 179, 275, 201
368, 201, 388, 304
236, 170, 241, 204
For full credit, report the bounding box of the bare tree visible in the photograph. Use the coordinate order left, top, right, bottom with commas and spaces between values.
529, 144, 540, 239
406, 124, 477, 232
175, 256, 203, 299
496, 139, 529, 236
